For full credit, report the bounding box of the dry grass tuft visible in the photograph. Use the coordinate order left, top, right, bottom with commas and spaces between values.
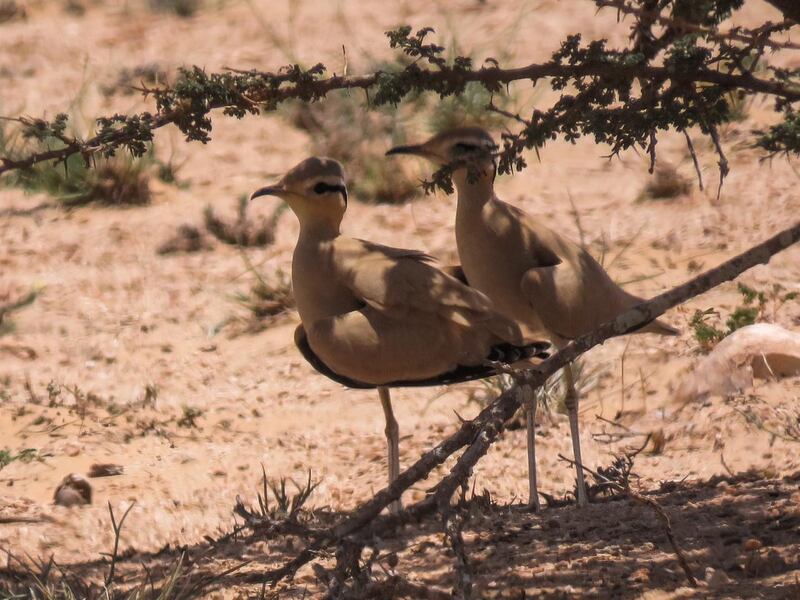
0, 0, 25, 23
229, 270, 295, 334
157, 224, 213, 255
149, 0, 201, 17
640, 161, 692, 200
204, 196, 282, 247
101, 63, 169, 97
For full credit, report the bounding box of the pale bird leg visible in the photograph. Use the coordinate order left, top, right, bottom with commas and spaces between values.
563, 363, 588, 507
522, 384, 541, 511
378, 386, 401, 515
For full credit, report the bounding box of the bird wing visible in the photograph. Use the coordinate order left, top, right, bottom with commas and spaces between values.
493, 198, 657, 339
520, 259, 677, 340
498, 200, 563, 268
334, 237, 494, 317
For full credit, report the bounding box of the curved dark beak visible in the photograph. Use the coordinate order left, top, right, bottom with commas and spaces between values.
249, 185, 285, 201
385, 144, 427, 157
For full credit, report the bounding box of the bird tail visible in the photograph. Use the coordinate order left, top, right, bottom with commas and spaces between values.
636, 317, 680, 336
487, 340, 550, 363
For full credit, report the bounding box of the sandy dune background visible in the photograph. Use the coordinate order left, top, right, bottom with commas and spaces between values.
1, 0, 799, 597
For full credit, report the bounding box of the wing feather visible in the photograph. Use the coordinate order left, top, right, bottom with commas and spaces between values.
334, 238, 495, 317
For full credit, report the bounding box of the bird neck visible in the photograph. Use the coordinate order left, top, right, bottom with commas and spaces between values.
453, 170, 495, 212
296, 215, 342, 241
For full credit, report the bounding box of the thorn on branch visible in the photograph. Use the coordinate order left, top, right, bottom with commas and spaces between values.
682, 129, 704, 191
707, 123, 730, 200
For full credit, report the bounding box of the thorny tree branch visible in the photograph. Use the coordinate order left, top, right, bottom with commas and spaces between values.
1, 61, 794, 177
238, 220, 800, 588
599, 0, 799, 51
1, 3, 799, 184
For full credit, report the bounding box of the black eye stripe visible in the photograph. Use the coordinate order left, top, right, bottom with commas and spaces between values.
455, 142, 479, 151
313, 182, 348, 204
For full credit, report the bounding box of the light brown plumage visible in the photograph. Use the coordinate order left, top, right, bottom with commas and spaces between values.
250, 156, 548, 513
388, 127, 678, 508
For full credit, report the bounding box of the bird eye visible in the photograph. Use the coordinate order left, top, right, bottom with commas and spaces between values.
313, 182, 328, 194
454, 142, 478, 152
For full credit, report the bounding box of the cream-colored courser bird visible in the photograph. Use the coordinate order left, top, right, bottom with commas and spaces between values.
388, 128, 678, 509
249, 157, 549, 514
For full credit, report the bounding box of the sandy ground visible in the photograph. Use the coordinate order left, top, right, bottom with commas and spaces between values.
1, 0, 799, 597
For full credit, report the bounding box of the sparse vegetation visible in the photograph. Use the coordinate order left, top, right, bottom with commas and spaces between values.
236, 467, 320, 522
157, 224, 213, 254
0, 287, 39, 337
281, 87, 419, 204
0, 117, 153, 207
226, 269, 295, 335
468, 358, 601, 428
0, 0, 24, 23
101, 63, 169, 98
640, 161, 692, 200
0, 447, 39, 471
690, 282, 799, 352
149, 0, 201, 18
177, 405, 203, 428
204, 195, 283, 247
64, 0, 86, 16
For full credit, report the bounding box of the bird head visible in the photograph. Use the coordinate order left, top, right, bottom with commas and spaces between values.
250, 157, 348, 234
386, 127, 498, 186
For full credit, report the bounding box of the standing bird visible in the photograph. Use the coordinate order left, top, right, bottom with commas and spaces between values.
388, 128, 678, 508
250, 157, 549, 513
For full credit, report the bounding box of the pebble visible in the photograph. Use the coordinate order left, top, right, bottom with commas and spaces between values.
53, 473, 92, 507
743, 538, 762, 551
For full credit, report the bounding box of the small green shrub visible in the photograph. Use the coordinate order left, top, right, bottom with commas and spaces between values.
690, 282, 798, 352
0, 118, 153, 207
0, 447, 39, 471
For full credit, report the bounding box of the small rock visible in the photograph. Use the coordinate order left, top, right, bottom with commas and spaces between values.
629, 567, 650, 583
743, 538, 763, 551
676, 323, 800, 403
88, 463, 124, 478
64, 443, 81, 457
706, 568, 731, 589
54, 474, 92, 507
